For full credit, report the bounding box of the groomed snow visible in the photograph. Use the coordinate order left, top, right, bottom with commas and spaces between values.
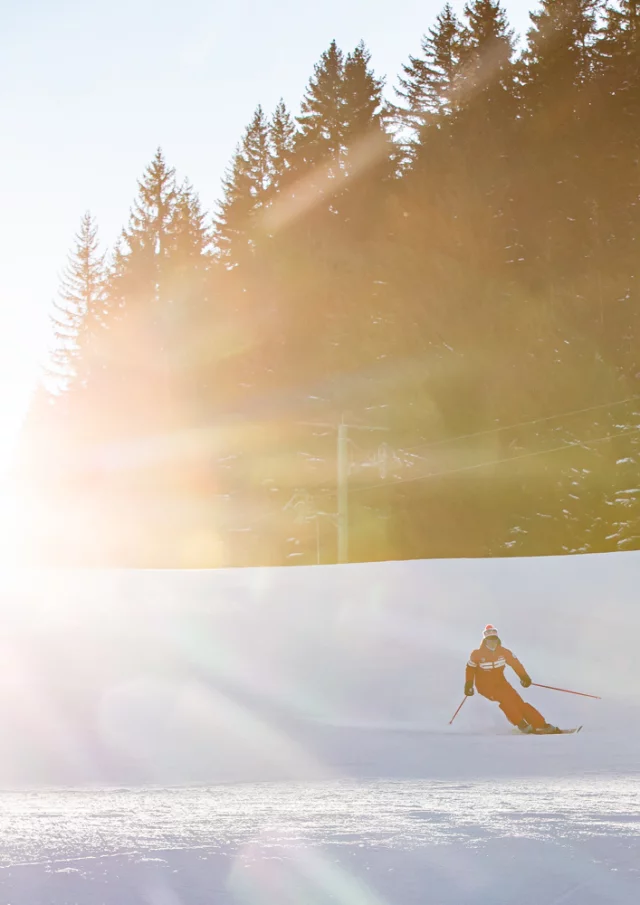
0, 551, 639, 903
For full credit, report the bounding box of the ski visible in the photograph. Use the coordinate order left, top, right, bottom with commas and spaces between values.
531, 725, 583, 735
511, 725, 582, 735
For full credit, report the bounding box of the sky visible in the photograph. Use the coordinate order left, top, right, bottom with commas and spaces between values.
0, 0, 535, 477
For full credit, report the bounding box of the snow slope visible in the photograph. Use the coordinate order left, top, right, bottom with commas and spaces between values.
0, 551, 638, 786
0, 551, 639, 903
1, 778, 640, 905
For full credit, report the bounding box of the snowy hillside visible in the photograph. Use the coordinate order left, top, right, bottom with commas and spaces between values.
0, 552, 639, 903
0, 552, 638, 786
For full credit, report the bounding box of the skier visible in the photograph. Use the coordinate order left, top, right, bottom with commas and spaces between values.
465, 625, 559, 734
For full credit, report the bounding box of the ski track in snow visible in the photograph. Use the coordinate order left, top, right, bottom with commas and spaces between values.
1, 776, 640, 904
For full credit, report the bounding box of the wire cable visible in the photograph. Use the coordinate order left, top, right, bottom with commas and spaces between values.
399, 393, 640, 457
351, 426, 640, 495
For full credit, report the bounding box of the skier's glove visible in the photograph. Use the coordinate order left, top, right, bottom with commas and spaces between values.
464, 681, 475, 696
520, 675, 532, 688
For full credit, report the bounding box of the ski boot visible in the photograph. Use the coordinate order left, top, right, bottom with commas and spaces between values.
516, 719, 534, 734
535, 723, 561, 734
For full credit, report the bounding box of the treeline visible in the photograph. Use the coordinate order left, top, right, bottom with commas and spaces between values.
18, 0, 640, 566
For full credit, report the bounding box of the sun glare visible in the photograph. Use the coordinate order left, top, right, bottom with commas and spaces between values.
0, 479, 28, 568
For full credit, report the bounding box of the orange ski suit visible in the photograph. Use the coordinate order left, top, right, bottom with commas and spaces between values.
465, 641, 546, 729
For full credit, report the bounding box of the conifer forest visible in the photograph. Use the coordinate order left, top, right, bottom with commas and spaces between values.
19, 1, 640, 566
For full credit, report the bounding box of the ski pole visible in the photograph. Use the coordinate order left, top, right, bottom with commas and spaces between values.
532, 682, 601, 700
449, 697, 467, 724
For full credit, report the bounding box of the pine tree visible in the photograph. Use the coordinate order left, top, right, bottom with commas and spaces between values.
271, 41, 391, 387
109, 148, 178, 309
342, 42, 384, 137
268, 99, 297, 193
214, 106, 271, 264
396, 4, 464, 134
393, 7, 480, 359
164, 180, 212, 382
514, 0, 602, 295
340, 41, 386, 177
594, 0, 640, 366
289, 39, 389, 191
167, 181, 210, 294
286, 39, 387, 188
600, 0, 640, 69
449, 1, 519, 272
597, 0, 640, 186
48, 211, 107, 392
97, 150, 216, 445
295, 40, 345, 170
523, 0, 601, 113
457, 0, 516, 118
598, 0, 640, 115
